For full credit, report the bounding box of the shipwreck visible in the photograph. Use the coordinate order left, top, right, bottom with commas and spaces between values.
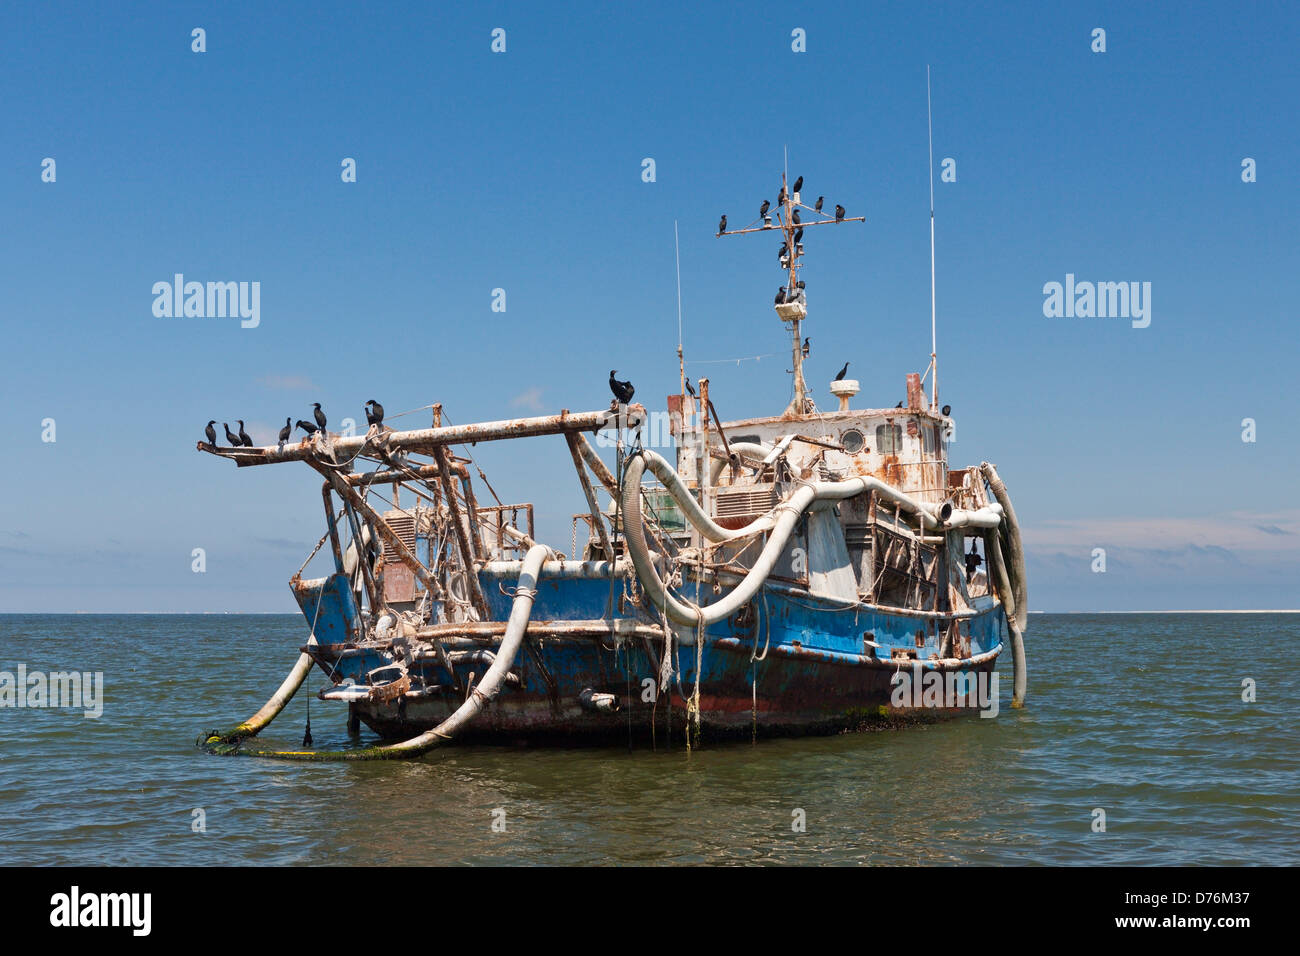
198, 172, 1028, 759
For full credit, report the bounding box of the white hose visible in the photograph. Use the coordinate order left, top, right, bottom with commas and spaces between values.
623, 452, 949, 627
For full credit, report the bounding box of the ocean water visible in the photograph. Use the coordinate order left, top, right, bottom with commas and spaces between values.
0, 613, 1296, 866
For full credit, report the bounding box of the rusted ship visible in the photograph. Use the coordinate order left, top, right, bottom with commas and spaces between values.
198, 173, 1028, 759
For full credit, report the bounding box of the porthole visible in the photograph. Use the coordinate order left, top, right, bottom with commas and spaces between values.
841, 428, 865, 453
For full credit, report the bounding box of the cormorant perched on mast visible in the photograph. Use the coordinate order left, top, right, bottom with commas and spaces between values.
775, 286, 786, 304
759, 199, 770, 217
801, 337, 810, 358
204, 421, 217, 446
609, 370, 635, 404
835, 362, 849, 381
792, 175, 803, 194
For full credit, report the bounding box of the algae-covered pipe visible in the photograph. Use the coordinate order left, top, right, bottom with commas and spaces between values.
201, 545, 552, 760
199, 650, 315, 748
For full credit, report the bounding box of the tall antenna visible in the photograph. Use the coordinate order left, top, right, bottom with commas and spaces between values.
926, 65, 938, 411
675, 219, 685, 399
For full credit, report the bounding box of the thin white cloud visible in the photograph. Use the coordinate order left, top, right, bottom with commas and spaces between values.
511, 387, 545, 411
258, 374, 319, 391
1022, 510, 1300, 555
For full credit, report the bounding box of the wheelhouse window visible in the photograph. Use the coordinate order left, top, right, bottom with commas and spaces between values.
921, 423, 939, 456
875, 423, 902, 455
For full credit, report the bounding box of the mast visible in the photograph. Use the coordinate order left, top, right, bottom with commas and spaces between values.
717, 167, 864, 416
674, 219, 685, 401
927, 65, 938, 412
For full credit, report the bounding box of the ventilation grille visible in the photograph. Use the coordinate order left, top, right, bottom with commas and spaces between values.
383, 512, 417, 562
715, 484, 778, 521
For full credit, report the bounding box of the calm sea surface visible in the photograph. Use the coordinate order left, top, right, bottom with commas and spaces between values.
1, 613, 1296, 865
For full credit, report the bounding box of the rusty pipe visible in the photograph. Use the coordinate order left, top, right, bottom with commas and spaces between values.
198, 409, 627, 467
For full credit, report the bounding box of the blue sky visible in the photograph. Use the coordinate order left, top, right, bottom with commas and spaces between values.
2, 1, 1297, 611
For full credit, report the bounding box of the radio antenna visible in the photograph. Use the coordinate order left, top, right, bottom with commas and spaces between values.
927, 65, 938, 412
675, 219, 685, 398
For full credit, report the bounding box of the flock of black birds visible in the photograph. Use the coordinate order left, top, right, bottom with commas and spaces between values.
203, 399, 385, 448
716, 175, 847, 240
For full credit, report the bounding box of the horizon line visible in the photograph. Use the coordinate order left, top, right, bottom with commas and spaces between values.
2, 609, 1299, 616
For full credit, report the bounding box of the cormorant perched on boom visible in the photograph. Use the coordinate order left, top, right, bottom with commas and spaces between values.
277, 418, 292, 443
835, 362, 849, 381
759, 199, 770, 217
609, 370, 635, 404
717, 214, 727, 235
365, 399, 384, 427
814, 196, 824, 212
835, 204, 845, 221
204, 421, 217, 446
223, 422, 240, 446
312, 403, 327, 431
237, 421, 253, 447
791, 209, 801, 225
777, 185, 786, 205
296, 420, 318, 436
793, 227, 803, 245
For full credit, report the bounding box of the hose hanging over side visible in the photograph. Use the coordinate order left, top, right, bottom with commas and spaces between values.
981, 461, 1027, 633
984, 527, 1027, 708
200, 544, 552, 760
622, 451, 951, 628
198, 651, 315, 749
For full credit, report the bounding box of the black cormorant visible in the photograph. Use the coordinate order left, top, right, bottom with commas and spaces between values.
609, 370, 635, 404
